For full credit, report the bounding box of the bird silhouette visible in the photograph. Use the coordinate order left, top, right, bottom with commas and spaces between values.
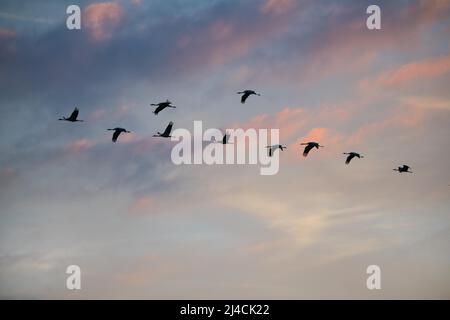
153, 121, 174, 138
151, 100, 176, 115
221, 133, 230, 144
300, 142, 324, 157
107, 127, 130, 143
266, 144, 287, 157
59, 108, 83, 122
393, 165, 413, 173
211, 132, 230, 144
237, 90, 260, 104
343, 152, 364, 165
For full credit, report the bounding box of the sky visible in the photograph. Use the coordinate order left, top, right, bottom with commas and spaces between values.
0, 0, 449, 299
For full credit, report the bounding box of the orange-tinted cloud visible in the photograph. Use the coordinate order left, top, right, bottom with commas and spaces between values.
66, 138, 95, 153
293, 127, 345, 156
84, 2, 123, 41
230, 107, 307, 143
129, 196, 154, 212
404, 0, 450, 24
232, 104, 352, 143
295, 0, 450, 82
116, 104, 133, 115
88, 108, 107, 121
346, 106, 426, 145
401, 96, 450, 111
363, 54, 450, 89
175, 7, 296, 69
118, 132, 137, 144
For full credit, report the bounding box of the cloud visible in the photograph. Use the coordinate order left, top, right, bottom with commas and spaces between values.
0, 27, 16, 55
260, 0, 299, 16
231, 107, 300, 133
218, 192, 330, 248
267, 0, 450, 84
88, 109, 108, 121
0, 28, 16, 39
129, 195, 154, 212
1, 0, 450, 299
65, 138, 95, 154
401, 96, 450, 111
130, 0, 142, 6
346, 105, 427, 145
362, 54, 450, 89
406, 0, 450, 24
231, 104, 353, 143
84, 2, 124, 41
0, 11, 55, 24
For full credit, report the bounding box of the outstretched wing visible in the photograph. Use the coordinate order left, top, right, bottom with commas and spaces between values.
222, 134, 229, 144
163, 121, 173, 136
68, 108, 79, 121
112, 130, 121, 142
303, 144, 314, 157
345, 154, 355, 165
154, 105, 165, 115
241, 92, 251, 104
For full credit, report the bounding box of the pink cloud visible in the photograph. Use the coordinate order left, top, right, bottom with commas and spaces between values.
0, 28, 17, 54
346, 107, 426, 145
231, 107, 306, 142
404, 0, 450, 24
363, 54, 450, 89
232, 104, 353, 143
118, 132, 137, 144
260, 0, 299, 16
292, 0, 450, 82
292, 127, 345, 157
88, 108, 107, 121
116, 104, 133, 115
129, 196, 154, 212
175, 7, 298, 69
66, 138, 95, 153
0, 28, 16, 39
130, 137, 163, 155
84, 2, 123, 41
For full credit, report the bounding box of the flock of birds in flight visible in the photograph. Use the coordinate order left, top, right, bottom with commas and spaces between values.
58, 89, 414, 172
